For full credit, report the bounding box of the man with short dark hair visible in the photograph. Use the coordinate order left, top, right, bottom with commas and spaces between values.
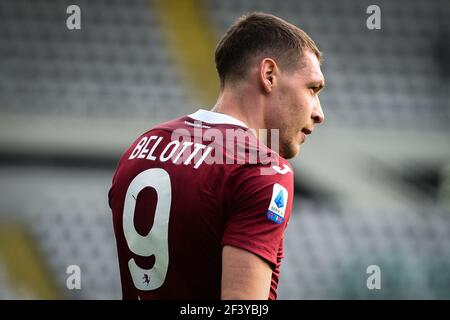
109, 12, 325, 300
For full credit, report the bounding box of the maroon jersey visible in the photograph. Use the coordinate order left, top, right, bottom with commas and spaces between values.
108, 109, 294, 299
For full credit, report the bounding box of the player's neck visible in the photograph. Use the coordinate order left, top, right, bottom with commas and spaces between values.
211, 88, 265, 133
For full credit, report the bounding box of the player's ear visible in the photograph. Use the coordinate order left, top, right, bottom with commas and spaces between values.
259, 58, 278, 94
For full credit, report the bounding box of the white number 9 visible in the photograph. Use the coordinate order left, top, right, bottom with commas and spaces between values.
123, 168, 171, 291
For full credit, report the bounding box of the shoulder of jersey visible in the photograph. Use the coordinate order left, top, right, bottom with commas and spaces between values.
270, 159, 294, 176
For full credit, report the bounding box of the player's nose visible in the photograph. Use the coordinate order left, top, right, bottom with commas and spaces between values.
312, 99, 325, 124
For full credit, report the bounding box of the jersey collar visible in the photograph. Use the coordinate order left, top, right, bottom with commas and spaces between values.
188, 109, 248, 128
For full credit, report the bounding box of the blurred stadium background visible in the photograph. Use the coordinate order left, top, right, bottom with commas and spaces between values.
0, 0, 449, 299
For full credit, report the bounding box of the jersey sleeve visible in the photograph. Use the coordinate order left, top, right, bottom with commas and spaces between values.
221, 161, 294, 269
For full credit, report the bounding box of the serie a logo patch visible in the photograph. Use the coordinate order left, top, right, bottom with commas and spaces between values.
266, 183, 288, 224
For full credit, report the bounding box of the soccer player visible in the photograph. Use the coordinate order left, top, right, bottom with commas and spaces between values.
108, 12, 325, 300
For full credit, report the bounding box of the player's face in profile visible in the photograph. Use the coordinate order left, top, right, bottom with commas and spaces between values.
270, 50, 325, 159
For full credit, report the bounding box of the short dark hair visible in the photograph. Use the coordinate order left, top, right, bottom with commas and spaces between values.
215, 12, 322, 88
